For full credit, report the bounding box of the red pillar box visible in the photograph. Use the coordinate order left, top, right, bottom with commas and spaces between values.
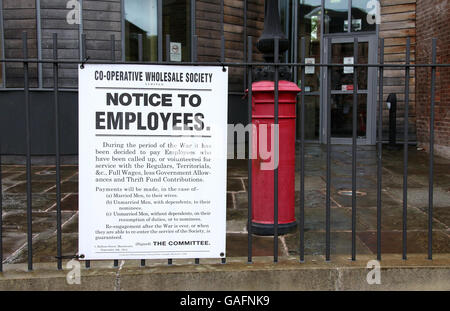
249, 80, 300, 236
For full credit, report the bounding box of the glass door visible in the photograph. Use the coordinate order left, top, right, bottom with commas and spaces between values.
322, 35, 377, 145
296, 0, 322, 142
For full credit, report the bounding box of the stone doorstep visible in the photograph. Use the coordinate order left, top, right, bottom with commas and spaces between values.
0, 254, 449, 291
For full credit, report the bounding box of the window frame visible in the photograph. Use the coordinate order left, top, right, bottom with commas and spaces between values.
323, 0, 379, 35
121, 0, 161, 62
121, 0, 194, 62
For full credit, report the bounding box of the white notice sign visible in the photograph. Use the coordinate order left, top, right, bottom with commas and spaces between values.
79, 64, 228, 260
343, 57, 354, 74
305, 58, 315, 75
170, 42, 182, 62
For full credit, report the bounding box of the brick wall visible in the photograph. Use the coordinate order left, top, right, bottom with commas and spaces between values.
416, 0, 450, 158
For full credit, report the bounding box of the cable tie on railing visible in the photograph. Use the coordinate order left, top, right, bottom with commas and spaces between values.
217, 59, 227, 72
80, 56, 90, 69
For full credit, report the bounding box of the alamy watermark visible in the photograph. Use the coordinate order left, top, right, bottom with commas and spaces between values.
165, 122, 280, 171
66, 259, 81, 285
66, 258, 382, 286
366, 0, 381, 25
366, 260, 381, 285
227, 123, 279, 171
66, 0, 81, 25
66, 0, 380, 27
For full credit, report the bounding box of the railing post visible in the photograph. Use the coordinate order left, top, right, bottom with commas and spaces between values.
428, 38, 437, 260
273, 37, 279, 264
243, 0, 248, 91
81, 33, 86, 61
165, 34, 171, 63
192, 35, 198, 63
377, 38, 385, 261
53, 33, 63, 271
247, 35, 253, 265
351, 37, 358, 261
299, 37, 306, 263
110, 34, 116, 63
23, 31, 33, 271
110, 33, 119, 269
192, 33, 199, 268
80, 32, 90, 270
325, 38, 332, 262
402, 37, 411, 260
0, 119, 2, 273
140, 61, 145, 267
138, 34, 143, 62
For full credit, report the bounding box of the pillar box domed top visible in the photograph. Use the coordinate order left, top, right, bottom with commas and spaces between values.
250, 80, 301, 93
246, 80, 301, 119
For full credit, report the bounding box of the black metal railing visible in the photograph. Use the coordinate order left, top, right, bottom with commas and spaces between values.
0, 30, 448, 272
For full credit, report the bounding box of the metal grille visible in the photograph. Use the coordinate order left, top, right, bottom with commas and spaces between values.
0, 30, 448, 272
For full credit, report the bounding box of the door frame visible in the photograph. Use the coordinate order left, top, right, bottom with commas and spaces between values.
321, 33, 378, 145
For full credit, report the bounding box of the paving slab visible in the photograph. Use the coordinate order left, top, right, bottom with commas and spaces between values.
356, 206, 448, 231
284, 231, 373, 256
1, 145, 449, 267
1, 193, 57, 211
357, 231, 450, 254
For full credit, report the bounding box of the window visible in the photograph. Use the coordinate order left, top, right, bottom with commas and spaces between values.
124, 0, 191, 62
297, 0, 322, 140
325, 0, 349, 33
298, 0, 322, 93
351, 0, 377, 32
324, 0, 376, 34
124, 0, 158, 61
162, 0, 191, 62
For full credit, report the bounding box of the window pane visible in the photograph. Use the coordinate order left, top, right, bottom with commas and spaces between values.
331, 94, 367, 138
298, 95, 321, 140
330, 42, 368, 91
299, 0, 322, 40
357, 42, 369, 90
324, 0, 349, 33
351, 0, 377, 32
331, 43, 353, 91
162, 0, 191, 62
298, 0, 321, 92
124, 0, 158, 61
